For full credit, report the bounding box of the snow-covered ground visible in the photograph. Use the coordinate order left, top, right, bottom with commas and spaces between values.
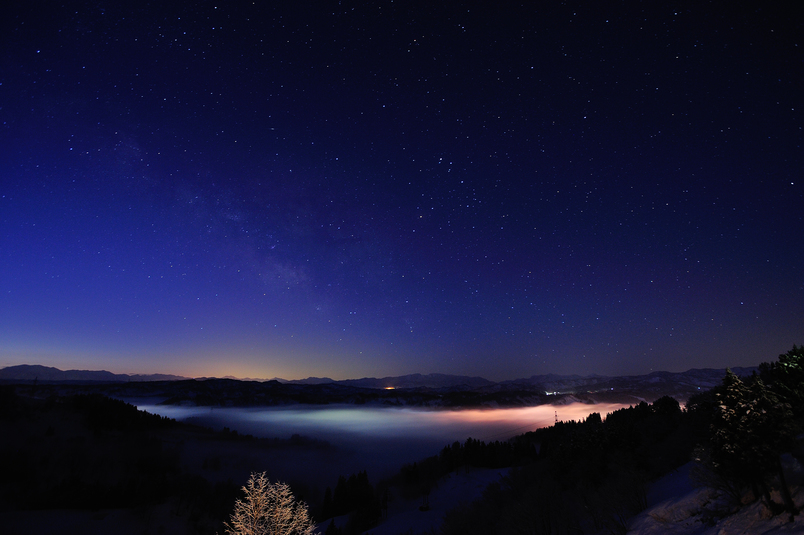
350, 459, 804, 535
373, 468, 506, 535
629, 487, 804, 534
629, 459, 804, 534
321, 467, 506, 535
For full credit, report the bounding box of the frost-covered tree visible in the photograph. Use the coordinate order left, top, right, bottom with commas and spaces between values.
708, 369, 797, 514
710, 370, 754, 481
225, 472, 318, 535
760, 345, 804, 419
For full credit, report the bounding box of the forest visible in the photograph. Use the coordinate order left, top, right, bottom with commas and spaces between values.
1, 346, 803, 534
283, 345, 804, 534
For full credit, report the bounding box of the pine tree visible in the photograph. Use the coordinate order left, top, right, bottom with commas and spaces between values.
760, 345, 804, 419
708, 370, 798, 514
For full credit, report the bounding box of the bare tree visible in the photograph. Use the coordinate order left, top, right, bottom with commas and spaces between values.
225, 472, 318, 535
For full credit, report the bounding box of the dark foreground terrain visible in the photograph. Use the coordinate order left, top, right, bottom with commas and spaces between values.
0, 389, 337, 535
1, 349, 802, 534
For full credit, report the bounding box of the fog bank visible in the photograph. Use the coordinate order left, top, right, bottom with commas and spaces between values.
135, 402, 629, 483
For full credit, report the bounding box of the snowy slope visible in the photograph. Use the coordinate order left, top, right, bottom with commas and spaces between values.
628, 460, 804, 534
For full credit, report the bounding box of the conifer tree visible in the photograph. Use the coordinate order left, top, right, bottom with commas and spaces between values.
709, 370, 797, 514
760, 345, 804, 419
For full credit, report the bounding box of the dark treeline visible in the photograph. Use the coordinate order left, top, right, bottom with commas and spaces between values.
316, 438, 540, 534
436, 396, 695, 535
0, 390, 241, 534
71, 393, 178, 431
434, 345, 804, 534
317, 470, 382, 535
1, 393, 183, 509
386, 437, 539, 503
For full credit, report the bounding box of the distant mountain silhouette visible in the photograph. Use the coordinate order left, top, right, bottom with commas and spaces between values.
288, 376, 337, 385
333, 373, 495, 390
0, 364, 757, 405
498, 367, 758, 394
0, 364, 187, 383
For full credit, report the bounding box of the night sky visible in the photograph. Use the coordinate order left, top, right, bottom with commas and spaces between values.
1, 1, 802, 381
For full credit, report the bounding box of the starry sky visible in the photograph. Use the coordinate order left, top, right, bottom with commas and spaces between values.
1, 1, 802, 381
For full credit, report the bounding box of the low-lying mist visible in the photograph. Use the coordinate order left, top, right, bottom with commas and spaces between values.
135, 402, 630, 486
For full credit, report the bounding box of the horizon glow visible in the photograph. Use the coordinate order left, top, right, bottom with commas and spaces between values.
2, 2, 802, 380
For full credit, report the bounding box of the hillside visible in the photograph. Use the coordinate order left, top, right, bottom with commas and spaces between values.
2, 348, 802, 535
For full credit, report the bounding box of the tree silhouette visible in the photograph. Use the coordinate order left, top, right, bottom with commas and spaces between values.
225, 472, 317, 535
760, 345, 804, 420
708, 370, 797, 514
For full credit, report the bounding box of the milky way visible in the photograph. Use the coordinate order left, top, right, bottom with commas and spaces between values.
1, 1, 802, 379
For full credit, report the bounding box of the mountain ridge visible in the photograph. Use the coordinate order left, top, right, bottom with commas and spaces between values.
0, 363, 758, 387
0, 364, 758, 403
0, 364, 188, 383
